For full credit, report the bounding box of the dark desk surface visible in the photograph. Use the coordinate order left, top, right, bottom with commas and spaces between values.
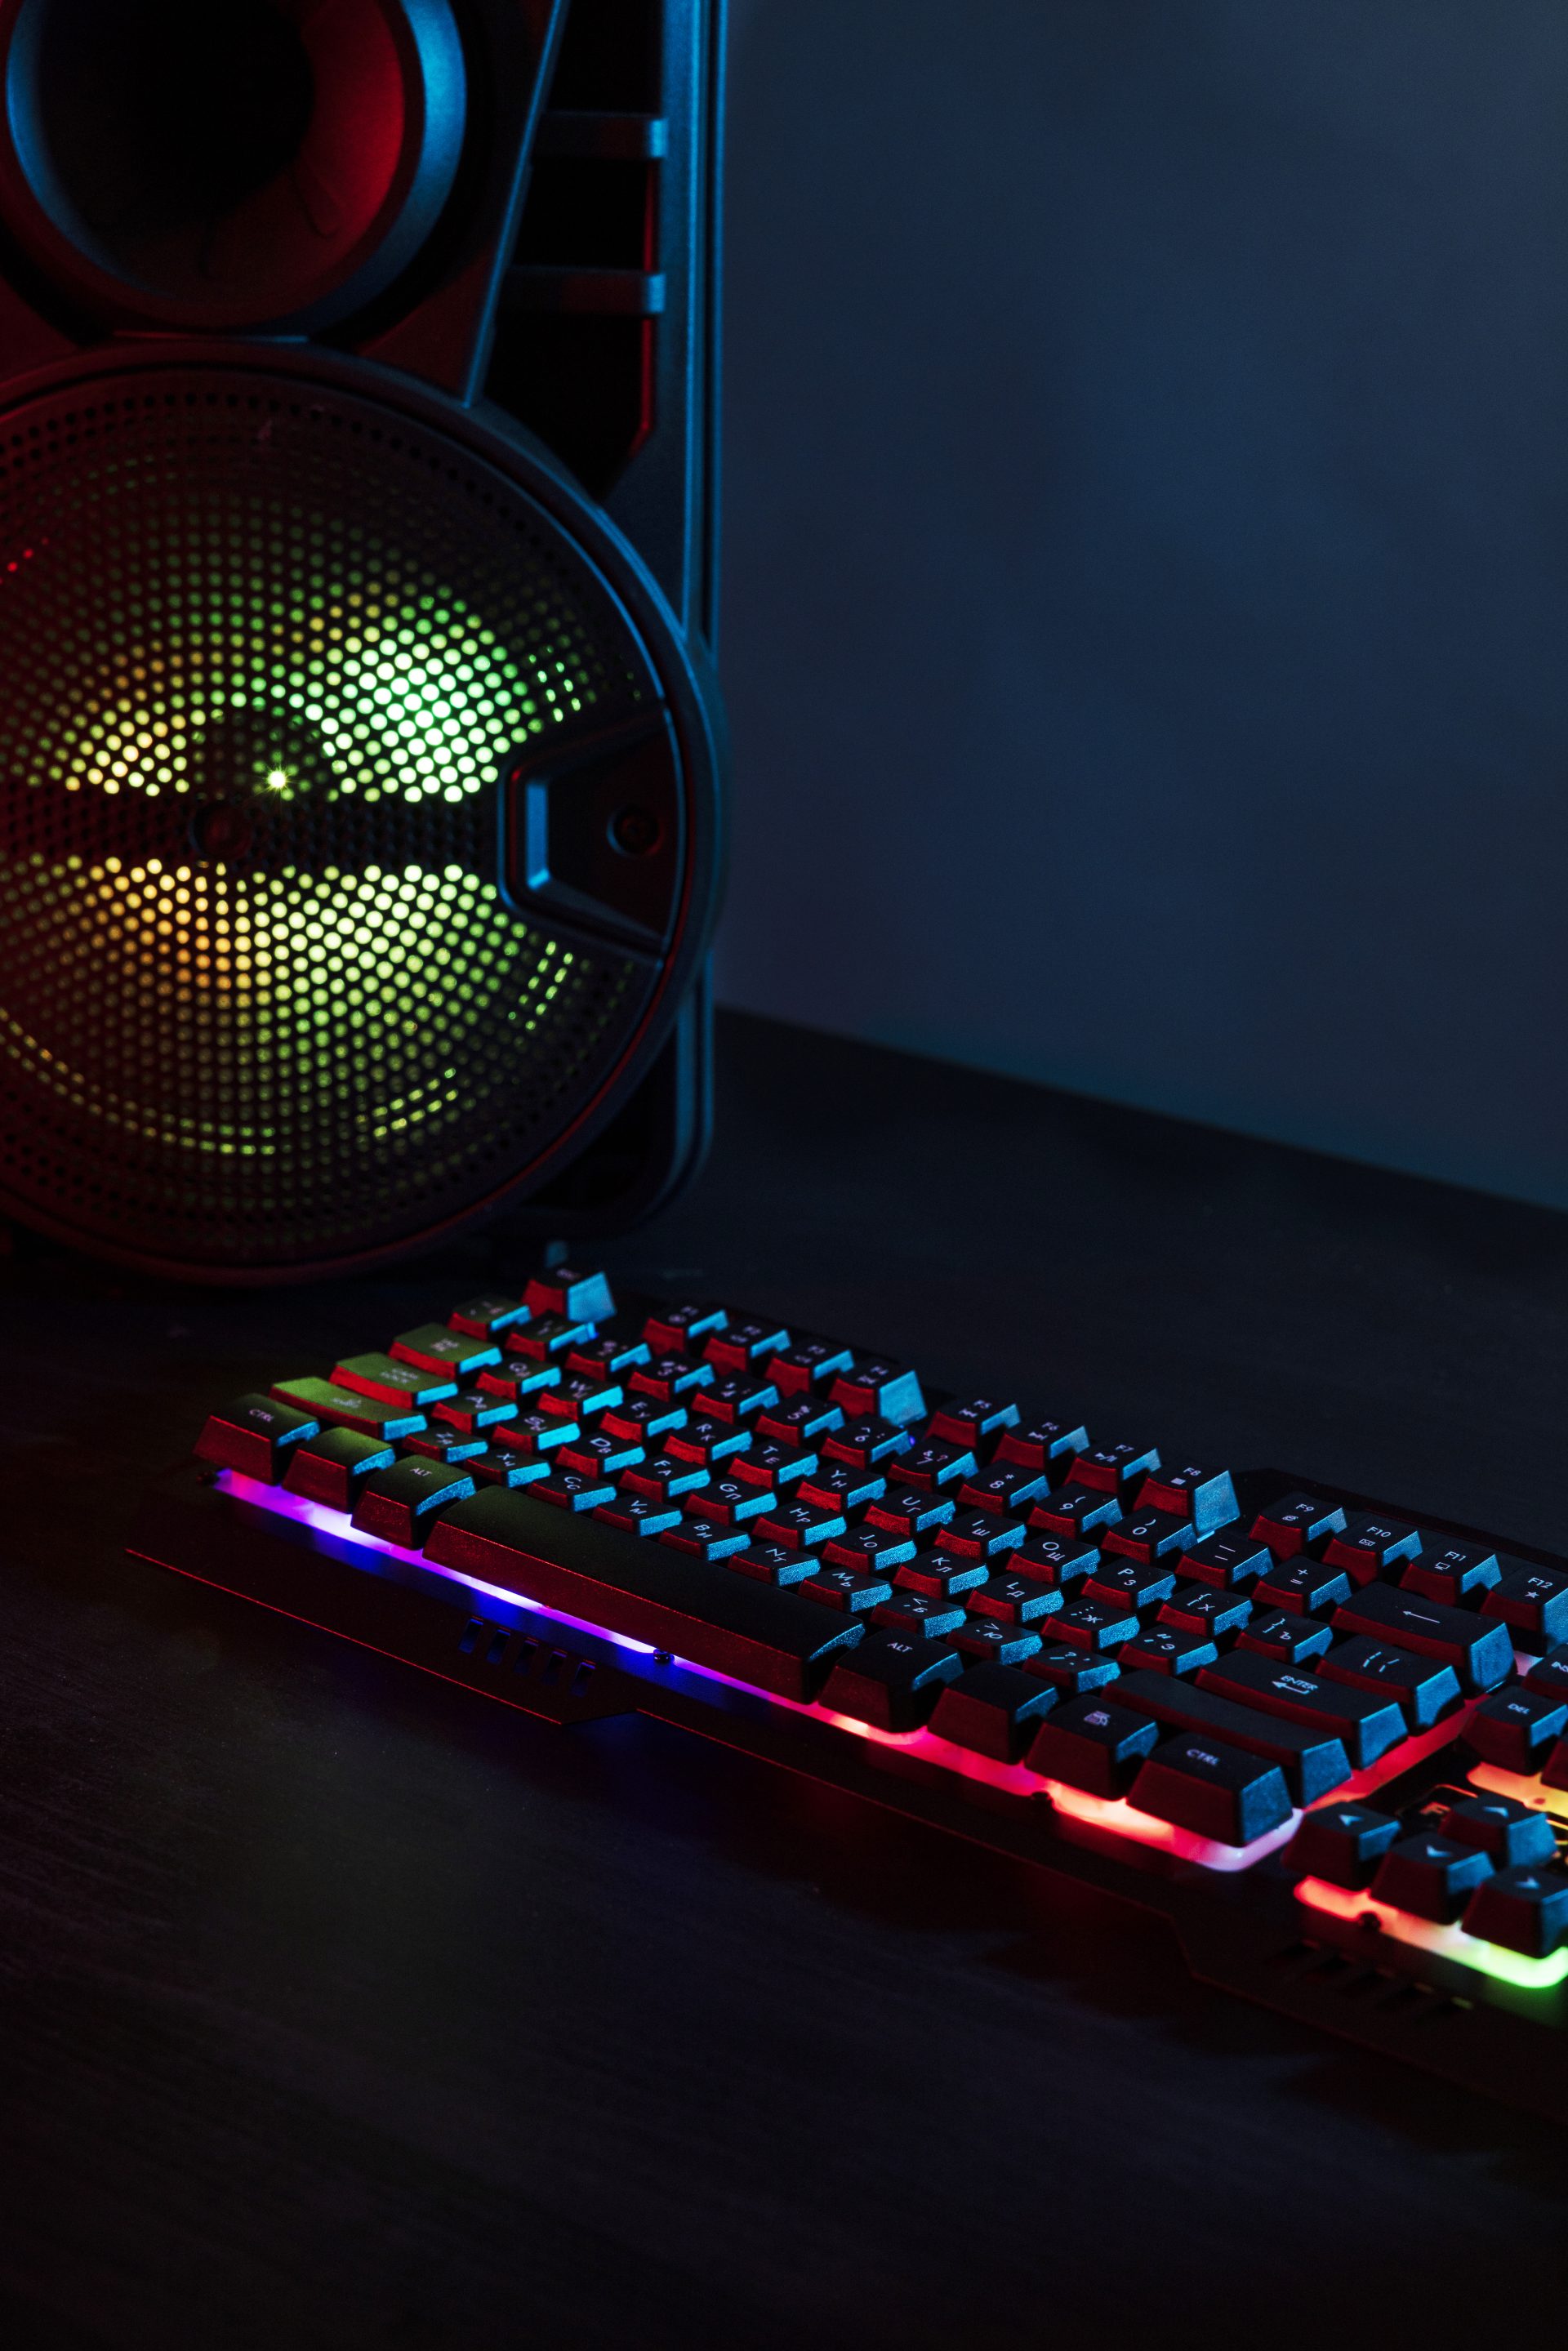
4, 1010, 1568, 2349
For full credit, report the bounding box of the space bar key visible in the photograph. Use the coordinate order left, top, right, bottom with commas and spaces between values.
425, 1485, 864, 1702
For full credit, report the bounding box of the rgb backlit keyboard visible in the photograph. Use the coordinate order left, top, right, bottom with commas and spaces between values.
131, 1267, 1568, 2117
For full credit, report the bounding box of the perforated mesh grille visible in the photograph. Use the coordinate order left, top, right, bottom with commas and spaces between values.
0, 366, 669, 1270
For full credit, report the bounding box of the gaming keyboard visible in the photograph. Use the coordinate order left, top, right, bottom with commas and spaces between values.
129, 1268, 1568, 2119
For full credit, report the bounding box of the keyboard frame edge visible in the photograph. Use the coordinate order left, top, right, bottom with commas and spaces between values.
124, 1462, 1568, 2125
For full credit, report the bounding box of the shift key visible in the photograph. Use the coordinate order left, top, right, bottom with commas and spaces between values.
1331, 1579, 1513, 1693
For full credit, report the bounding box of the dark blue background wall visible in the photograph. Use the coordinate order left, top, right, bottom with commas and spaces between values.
713, 0, 1568, 1207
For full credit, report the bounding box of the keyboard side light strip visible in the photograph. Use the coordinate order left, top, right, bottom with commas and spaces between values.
220, 1474, 1298, 1875
1294, 1875, 1568, 1991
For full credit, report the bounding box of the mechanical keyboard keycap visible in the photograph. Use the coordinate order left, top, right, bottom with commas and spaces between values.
567, 1333, 652, 1380
1440, 1795, 1558, 1869
1463, 1685, 1568, 1772
965, 1571, 1062, 1625
871, 1593, 967, 1640
822, 1525, 918, 1574
1053, 1597, 1140, 1652
335, 1351, 457, 1407
866, 1488, 956, 1540
435, 1387, 534, 1436
1132, 1734, 1292, 1847
621, 1453, 711, 1502
1027, 1694, 1159, 1796
898, 1437, 978, 1491
600, 1396, 688, 1444
666, 1419, 752, 1467
1254, 1556, 1353, 1618
768, 1338, 855, 1392
703, 1316, 789, 1372
929, 1662, 1058, 1761
1007, 1534, 1096, 1587
447, 1293, 529, 1338
818, 1630, 964, 1730
595, 1494, 684, 1538
1183, 1531, 1271, 1589
1401, 1541, 1501, 1606
1113, 1668, 1351, 1803
1084, 1556, 1179, 1611
1525, 1645, 1568, 1703
1067, 1441, 1160, 1496
754, 1500, 847, 1552
728, 1541, 822, 1587
532, 1470, 617, 1515
660, 1516, 751, 1561
390, 1324, 501, 1378
756, 1395, 844, 1446
271, 1378, 426, 1442
697, 1374, 778, 1427
508, 1311, 595, 1362
469, 1442, 554, 1489
949, 1618, 1042, 1667
934, 1510, 1027, 1563
1287, 1801, 1401, 1888
641, 1301, 727, 1354
1099, 1510, 1194, 1567
1196, 1651, 1407, 1769
403, 1430, 488, 1467
733, 1437, 816, 1489
492, 1409, 577, 1458
799, 1567, 891, 1613
1313, 1636, 1461, 1730
1119, 1627, 1217, 1677
558, 1432, 646, 1481
894, 1549, 989, 1601
1134, 1466, 1238, 1534
282, 1425, 394, 1510
523, 1266, 615, 1324
820, 1417, 914, 1470
798, 1463, 884, 1513
1481, 1563, 1568, 1651
196, 1392, 318, 1481
1321, 1512, 1421, 1583
929, 1396, 1021, 1447
630, 1355, 716, 1402
352, 1456, 476, 1547
1250, 1493, 1347, 1556
1333, 1580, 1514, 1693
958, 1463, 1049, 1516
1023, 1645, 1122, 1694
1462, 1866, 1568, 1958
827, 1357, 924, 1423
991, 1414, 1088, 1469
1029, 1487, 1120, 1539
1158, 1583, 1252, 1641
1372, 1833, 1494, 1923
681, 1475, 771, 1525
1236, 1611, 1333, 1665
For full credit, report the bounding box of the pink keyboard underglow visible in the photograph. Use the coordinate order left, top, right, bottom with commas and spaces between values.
221, 1471, 1303, 1875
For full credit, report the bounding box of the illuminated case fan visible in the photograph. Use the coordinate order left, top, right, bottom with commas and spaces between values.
0, 0, 725, 1278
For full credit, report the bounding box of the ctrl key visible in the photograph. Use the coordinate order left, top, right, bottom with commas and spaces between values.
1026, 1694, 1159, 1797
196, 1393, 318, 1481
1131, 1735, 1294, 1847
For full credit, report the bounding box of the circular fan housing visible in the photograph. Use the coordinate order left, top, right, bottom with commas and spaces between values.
0, 350, 722, 1277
